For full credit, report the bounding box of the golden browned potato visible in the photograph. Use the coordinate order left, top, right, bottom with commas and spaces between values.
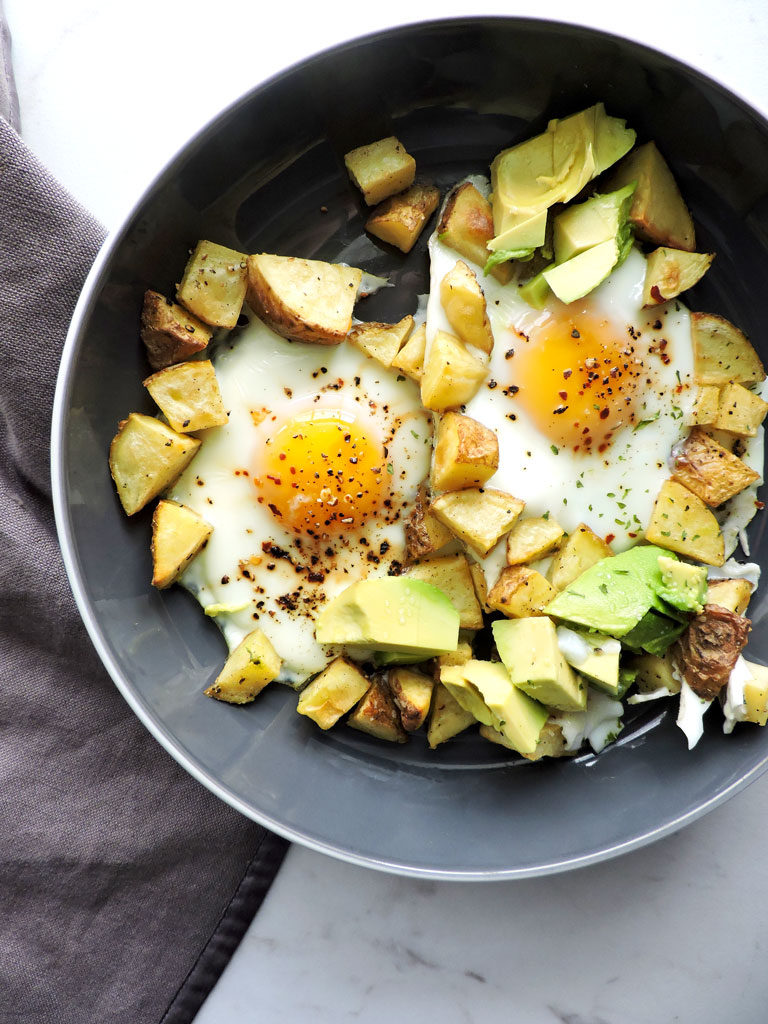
438, 182, 512, 284
691, 312, 766, 386
547, 523, 613, 591
404, 485, 454, 561
344, 136, 416, 206
434, 641, 474, 674
711, 382, 768, 437
420, 330, 488, 411
427, 682, 476, 748
151, 499, 212, 589
347, 315, 414, 367
109, 413, 201, 516
670, 427, 759, 506
347, 677, 408, 742
391, 322, 427, 381
246, 254, 362, 345
388, 667, 434, 731
487, 565, 556, 618
642, 248, 713, 306
468, 562, 490, 612
505, 516, 565, 565
743, 661, 768, 725
706, 578, 753, 615
432, 412, 498, 492
296, 657, 371, 730
645, 479, 724, 566
629, 652, 681, 695
140, 290, 212, 370
143, 359, 228, 433
685, 385, 720, 427
407, 553, 484, 630
439, 260, 494, 354
204, 629, 281, 704
430, 488, 525, 558
365, 183, 440, 252
176, 241, 248, 328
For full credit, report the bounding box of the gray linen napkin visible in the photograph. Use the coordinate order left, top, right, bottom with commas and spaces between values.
0, 10, 288, 1023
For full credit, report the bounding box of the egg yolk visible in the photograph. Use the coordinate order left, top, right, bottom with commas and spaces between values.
256, 410, 388, 537
512, 308, 642, 452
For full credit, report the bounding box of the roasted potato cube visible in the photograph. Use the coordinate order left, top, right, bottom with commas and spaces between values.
743, 661, 768, 726
642, 248, 713, 306
671, 428, 759, 506
480, 720, 569, 761
348, 315, 414, 367
506, 516, 565, 565
344, 136, 416, 206
706, 578, 753, 615
176, 241, 247, 328
365, 182, 439, 252
630, 652, 681, 695
468, 562, 490, 612
143, 359, 228, 433
686, 385, 720, 427
430, 488, 524, 557
140, 290, 212, 370
487, 565, 557, 618
246, 254, 362, 345
151, 499, 212, 589
434, 641, 474, 674
109, 413, 201, 516
204, 629, 281, 704
432, 412, 498, 492
391, 322, 427, 381
712, 382, 768, 437
645, 479, 724, 566
439, 260, 494, 354
347, 677, 408, 743
427, 682, 475, 748
296, 657, 370, 730
420, 330, 488, 411
438, 182, 512, 284
547, 523, 613, 591
691, 312, 766, 386
389, 667, 434, 731
404, 486, 453, 561
408, 553, 484, 630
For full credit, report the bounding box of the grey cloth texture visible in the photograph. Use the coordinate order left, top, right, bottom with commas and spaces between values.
0, 14, 287, 1024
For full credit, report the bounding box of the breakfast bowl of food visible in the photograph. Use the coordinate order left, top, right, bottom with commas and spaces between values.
51, 17, 768, 879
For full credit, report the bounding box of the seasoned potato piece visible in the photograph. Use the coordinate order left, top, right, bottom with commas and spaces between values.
642, 248, 713, 306
487, 565, 557, 618
404, 486, 453, 561
296, 657, 370, 730
480, 720, 569, 761
671, 428, 759, 506
143, 359, 228, 432
686, 385, 720, 427
420, 329, 488, 411
347, 677, 408, 743
204, 629, 281, 704
109, 413, 201, 516
630, 651, 681, 695
547, 523, 613, 591
432, 412, 498, 492
408, 553, 484, 630
348, 315, 414, 367
427, 682, 475, 748
439, 261, 494, 354
706, 578, 753, 615
743, 661, 768, 726
389, 667, 434, 731
468, 562, 490, 613
365, 182, 440, 252
712, 382, 768, 437
691, 312, 766, 386
140, 290, 212, 370
430, 488, 525, 557
246, 254, 362, 345
438, 182, 512, 284
645, 479, 724, 566
391, 322, 427, 381
151, 499, 212, 589
434, 641, 474, 675
506, 516, 565, 565
176, 241, 248, 328
344, 136, 416, 206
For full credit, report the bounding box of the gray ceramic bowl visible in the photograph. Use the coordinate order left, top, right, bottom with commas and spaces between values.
52, 17, 768, 879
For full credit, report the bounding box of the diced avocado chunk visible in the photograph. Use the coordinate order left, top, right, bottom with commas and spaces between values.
518, 265, 554, 309
553, 183, 636, 264
657, 555, 707, 614
578, 640, 621, 695
493, 617, 587, 712
486, 209, 548, 263
617, 666, 637, 699
620, 609, 687, 656
440, 664, 495, 727
543, 238, 620, 304
315, 577, 459, 657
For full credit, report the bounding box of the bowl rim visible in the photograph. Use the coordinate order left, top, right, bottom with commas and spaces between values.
50, 14, 768, 880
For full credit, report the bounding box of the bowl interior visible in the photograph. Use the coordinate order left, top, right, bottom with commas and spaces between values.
55, 17, 768, 878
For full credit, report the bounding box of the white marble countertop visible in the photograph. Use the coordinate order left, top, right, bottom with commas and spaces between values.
10, 1, 768, 1021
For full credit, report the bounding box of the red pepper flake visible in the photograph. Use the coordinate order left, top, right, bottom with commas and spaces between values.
605, 533, 615, 544
558, 391, 568, 400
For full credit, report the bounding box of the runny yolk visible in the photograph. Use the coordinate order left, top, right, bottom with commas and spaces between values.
255, 410, 388, 537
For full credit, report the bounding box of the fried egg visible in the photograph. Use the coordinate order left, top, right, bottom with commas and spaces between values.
170, 314, 432, 684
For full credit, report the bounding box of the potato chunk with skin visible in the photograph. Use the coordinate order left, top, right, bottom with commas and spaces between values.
151, 499, 212, 589
506, 516, 565, 565
427, 682, 475, 748
712, 382, 768, 437
407, 553, 484, 631
391, 322, 427, 382
296, 657, 370, 730
344, 136, 416, 206
645, 479, 724, 566
642, 248, 713, 306
365, 183, 440, 252
691, 312, 765, 385
204, 629, 281, 704
347, 677, 408, 743
246, 254, 362, 345
468, 562, 490, 612
176, 241, 248, 329
440, 261, 494, 354
404, 486, 453, 561
706, 578, 753, 615
438, 182, 512, 284
388, 668, 434, 732
347, 315, 414, 367
420, 330, 488, 411
143, 359, 228, 433
430, 488, 525, 558
109, 413, 201, 516
547, 523, 613, 591
432, 412, 498, 492
487, 565, 557, 618
671, 427, 759, 506
686, 385, 720, 427
140, 290, 212, 370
